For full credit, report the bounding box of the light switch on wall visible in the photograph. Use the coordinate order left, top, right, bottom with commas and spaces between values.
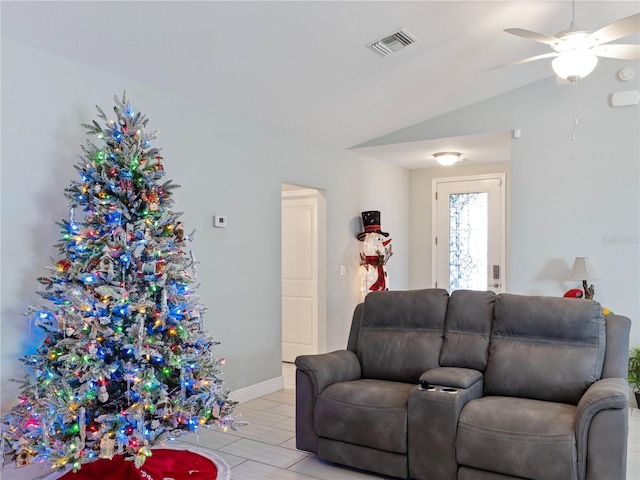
214, 215, 227, 228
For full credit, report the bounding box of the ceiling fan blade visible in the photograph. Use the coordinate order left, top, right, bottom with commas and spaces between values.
587, 13, 640, 45
592, 43, 640, 60
482, 52, 559, 72
504, 28, 560, 46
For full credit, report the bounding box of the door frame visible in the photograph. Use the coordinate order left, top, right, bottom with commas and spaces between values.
431, 173, 507, 293
281, 184, 327, 361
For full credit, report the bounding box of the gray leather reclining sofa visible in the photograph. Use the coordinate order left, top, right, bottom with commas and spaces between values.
295, 289, 631, 480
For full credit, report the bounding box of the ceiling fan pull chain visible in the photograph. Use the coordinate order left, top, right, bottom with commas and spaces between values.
571, 79, 578, 141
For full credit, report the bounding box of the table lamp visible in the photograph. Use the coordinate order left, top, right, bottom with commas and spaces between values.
567, 257, 598, 300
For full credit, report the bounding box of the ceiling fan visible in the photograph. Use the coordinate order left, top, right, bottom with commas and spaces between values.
501, 2, 640, 81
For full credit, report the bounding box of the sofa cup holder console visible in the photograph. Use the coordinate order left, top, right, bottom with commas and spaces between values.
418, 383, 458, 394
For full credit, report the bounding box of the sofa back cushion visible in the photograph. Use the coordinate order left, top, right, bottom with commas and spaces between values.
358, 289, 449, 383
484, 294, 606, 405
439, 290, 496, 371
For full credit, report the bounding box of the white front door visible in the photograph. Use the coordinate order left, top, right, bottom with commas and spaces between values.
433, 174, 506, 293
281, 188, 318, 362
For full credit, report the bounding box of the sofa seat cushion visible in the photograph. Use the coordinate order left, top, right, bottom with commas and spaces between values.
456, 396, 577, 480
315, 379, 413, 453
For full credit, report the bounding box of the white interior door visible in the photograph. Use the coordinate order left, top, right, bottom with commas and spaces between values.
433, 174, 506, 293
281, 189, 318, 362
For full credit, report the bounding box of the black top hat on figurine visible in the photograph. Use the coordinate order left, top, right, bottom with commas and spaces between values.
357, 211, 390, 241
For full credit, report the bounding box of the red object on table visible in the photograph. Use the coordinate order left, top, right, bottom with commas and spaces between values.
58, 449, 218, 480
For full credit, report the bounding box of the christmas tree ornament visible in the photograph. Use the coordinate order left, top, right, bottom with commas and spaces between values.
1, 92, 240, 472
98, 385, 109, 403
15, 447, 34, 467
99, 435, 116, 460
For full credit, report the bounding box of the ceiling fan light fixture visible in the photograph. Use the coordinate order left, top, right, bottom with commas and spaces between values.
551, 49, 599, 80
434, 152, 462, 166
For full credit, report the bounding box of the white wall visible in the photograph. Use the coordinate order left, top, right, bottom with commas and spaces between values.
0, 40, 410, 410
369, 61, 640, 349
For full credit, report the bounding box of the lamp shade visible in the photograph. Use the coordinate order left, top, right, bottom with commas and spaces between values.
434, 152, 462, 166
567, 257, 598, 281
552, 50, 598, 80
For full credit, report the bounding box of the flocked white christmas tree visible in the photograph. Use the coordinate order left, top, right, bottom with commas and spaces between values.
1, 93, 239, 471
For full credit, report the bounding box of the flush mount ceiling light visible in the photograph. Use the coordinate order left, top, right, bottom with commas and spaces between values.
433, 152, 462, 166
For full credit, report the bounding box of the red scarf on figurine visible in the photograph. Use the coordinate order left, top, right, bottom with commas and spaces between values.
364, 255, 386, 291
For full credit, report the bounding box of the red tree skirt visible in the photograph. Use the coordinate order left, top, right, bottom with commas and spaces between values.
54, 448, 220, 480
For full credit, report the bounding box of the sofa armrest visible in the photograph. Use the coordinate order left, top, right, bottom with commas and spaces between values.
575, 377, 629, 480
420, 367, 483, 389
295, 350, 361, 453
295, 349, 361, 393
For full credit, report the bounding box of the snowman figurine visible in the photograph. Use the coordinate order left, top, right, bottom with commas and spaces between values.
357, 211, 392, 297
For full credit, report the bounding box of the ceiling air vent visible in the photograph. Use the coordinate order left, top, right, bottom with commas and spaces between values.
367, 28, 418, 57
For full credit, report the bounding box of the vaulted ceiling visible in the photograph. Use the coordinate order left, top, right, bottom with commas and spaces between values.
2, 1, 638, 168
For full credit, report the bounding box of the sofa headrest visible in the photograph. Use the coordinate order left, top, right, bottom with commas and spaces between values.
361, 289, 449, 328
494, 293, 605, 343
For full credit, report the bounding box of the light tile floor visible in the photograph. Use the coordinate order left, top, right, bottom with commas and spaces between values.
4, 363, 640, 479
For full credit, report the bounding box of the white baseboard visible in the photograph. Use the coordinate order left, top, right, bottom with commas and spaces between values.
229, 376, 285, 404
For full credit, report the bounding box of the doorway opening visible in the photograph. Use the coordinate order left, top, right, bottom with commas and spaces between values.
281, 183, 327, 363
432, 174, 506, 293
